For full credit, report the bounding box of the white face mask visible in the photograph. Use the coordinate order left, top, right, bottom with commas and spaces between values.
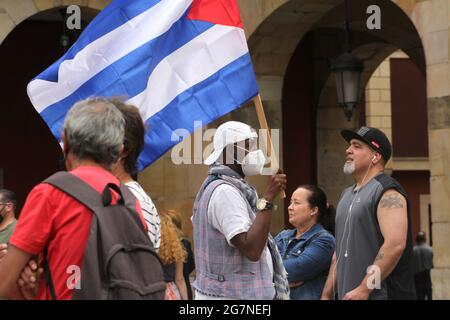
240, 149, 266, 176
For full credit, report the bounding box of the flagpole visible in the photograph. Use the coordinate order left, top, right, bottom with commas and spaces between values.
253, 94, 286, 199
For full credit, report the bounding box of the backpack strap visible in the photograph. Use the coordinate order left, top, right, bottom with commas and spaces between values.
43, 171, 104, 212
42, 248, 57, 300
41, 171, 121, 299
45, 173, 139, 220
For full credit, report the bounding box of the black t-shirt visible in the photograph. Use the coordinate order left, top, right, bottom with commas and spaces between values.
375, 174, 416, 300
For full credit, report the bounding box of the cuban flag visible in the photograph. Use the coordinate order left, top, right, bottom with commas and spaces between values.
27, 0, 258, 170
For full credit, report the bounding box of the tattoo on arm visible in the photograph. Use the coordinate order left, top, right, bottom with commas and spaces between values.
380, 194, 404, 209
375, 253, 384, 261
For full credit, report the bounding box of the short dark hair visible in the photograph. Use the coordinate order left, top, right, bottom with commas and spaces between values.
297, 185, 335, 235
112, 99, 145, 175
0, 189, 17, 212
416, 231, 426, 244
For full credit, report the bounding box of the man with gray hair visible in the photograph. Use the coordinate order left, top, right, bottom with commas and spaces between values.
0, 98, 147, 299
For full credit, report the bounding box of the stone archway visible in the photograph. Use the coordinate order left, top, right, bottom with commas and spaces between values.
0, 0, 109, 46
242, 0, 425, 230
316, 43, 399, 204
308, 0, 427, 202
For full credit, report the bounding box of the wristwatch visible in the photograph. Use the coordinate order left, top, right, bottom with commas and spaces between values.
257, 198, 274, 211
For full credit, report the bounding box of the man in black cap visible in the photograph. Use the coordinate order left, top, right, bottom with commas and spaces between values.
321, 126, 415, 300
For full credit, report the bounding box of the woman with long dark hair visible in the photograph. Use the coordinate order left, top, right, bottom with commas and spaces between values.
275, 185, 336, 300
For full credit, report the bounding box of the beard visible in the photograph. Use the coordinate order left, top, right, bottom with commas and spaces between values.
343, 161, 356, 175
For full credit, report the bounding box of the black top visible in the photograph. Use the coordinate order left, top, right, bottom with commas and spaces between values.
163, 263, 175, 283
182, 238, 195, 300
374, 174, 416, 300
163, 239, 196, 300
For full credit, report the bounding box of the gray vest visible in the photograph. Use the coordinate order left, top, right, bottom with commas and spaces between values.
335, 173, 415, 300
192, 178, 275, 299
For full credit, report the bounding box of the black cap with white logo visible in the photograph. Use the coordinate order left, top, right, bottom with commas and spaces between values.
341, 126, 392, 162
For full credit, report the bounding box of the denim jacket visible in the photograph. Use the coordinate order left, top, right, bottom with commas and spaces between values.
275, 223, 335, 300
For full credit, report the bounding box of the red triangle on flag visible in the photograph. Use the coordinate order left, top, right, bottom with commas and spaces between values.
187, 0, 244, 29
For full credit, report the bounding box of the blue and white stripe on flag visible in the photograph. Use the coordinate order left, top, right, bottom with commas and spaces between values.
27, 0, 259, 170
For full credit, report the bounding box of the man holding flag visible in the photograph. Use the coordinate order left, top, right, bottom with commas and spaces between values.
192, 121, 290, 300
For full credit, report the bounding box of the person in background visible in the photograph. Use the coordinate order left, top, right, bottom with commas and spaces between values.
0, 189, 18, 263
159, 212, 188, 300
275, 185, 335, 300
111, 99, 161, 251
413, 231, 433, 300
165, 209, 195, 300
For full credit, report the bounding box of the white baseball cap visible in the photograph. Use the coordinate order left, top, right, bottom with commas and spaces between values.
204, 121, 258, 165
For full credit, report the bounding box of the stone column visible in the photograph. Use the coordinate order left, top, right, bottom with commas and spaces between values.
428, 99, 450, 299
411, 0, 450, 300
